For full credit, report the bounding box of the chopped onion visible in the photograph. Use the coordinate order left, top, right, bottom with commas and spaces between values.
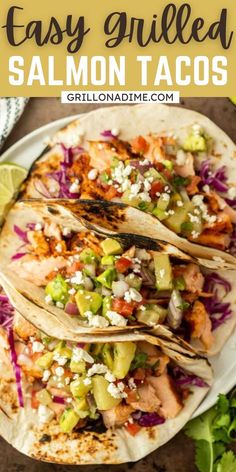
11, 252, 28, 261
140, 267, 155, 286
13, 225, 28, 243
167, 290, 183, 329
65, 302, 79, 316
53, 396, 65, 405
112, 280, 129, 298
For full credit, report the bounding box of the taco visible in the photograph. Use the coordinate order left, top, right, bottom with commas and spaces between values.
19, 104, 236, 268
0, 200, 234, 354
0, 294, 212, 464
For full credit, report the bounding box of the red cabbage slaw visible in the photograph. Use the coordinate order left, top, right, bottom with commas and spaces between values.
172, 366, 208, 388
202, 273, 232, 330
34, 144, 84, 199
0, 293, 24, 407
199, 160, 228, 193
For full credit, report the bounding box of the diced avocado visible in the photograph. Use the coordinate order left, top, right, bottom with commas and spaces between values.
144, 168, 164, 182
36, 389, 52, 406
125, 274, 142, 290
101, 238, 123, 256
36, 352, 54, 369
79, 248, 99, 264
136, 304, 167, 326
112, 342, 136, 379
121, 189, 142, 208
92, 375, 121, 410
165, 202, 192, 233
183, 134, 207, 152
163, 159, 173, 171
75, 290, 102, 316
152, 207, 168, 221
70, 377, 91, 398
156, 194, 170, 212
102, 296, 112, 317
154, 254, 173, 291
69, 359, 86, 374
96, 268, 116, 289
54, 341, 72, 359
45, 274, 69, 305
101, 344, 114, 370
101, 255, 115, 266
73, 397, 90, 418
59, 409, 80, 433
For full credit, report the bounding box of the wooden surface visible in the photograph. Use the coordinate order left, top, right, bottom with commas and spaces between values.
0, 98, 235, 472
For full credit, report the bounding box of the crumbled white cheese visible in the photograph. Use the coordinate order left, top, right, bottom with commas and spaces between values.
70, 271, 84, 285
202, 184, 210, 193
55, 243, 63, 253
87, 363, 108, 377
45, 294, 53, 305
88, 169, 98, 181
228, 187, 236, 199
105, 371, 116, 382
139, 192, 151, 202
62, 227, 71, 237
129, 288, 142, 302
35, 223, 43, 231
66, 397, 73, 403
56, 301, 64, 309
106, 310, 128, 327
32, 341, 44, 353
192, 123, 202, 135
177, 200, 184, 207
188, 213, 200, 224
107, 382, 127, 399
111, 127, 119, 136
162, 193, 170, 202
69, 180, 80, 193
72, 347, 94, 364
55, 366, 65, 377
83, 377, 92, 386
68, 288, 76, 295
53, 352, 68, 366
135, 249, 151, 261
128, 377, 136, 390
38, 405, 54, 424
191, 231, 200, 239
42, 369, 51, 382
87, 314, 109, 328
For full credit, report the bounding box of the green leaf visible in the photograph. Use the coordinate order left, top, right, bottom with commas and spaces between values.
216, 451, 236, 472
227, 417, 236, 441
185, 409, 216, 442
213, 414, 231, 430
195, 440, 214, 472
130, 351, 148, 370
213, 428, 230, 444
213, 442, 226, 462
216, 395, 230, 415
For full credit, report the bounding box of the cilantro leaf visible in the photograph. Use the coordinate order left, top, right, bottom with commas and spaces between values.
216, 395, 230, 415
130, 352, 148, 370
216, 451, 236, 472
185, 409, 217, 472
213, 443, 226, 462
195, 440, 214, 472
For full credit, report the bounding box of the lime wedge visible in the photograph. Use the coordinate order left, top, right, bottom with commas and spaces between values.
0, 163, 28, 223
230, 97, 236, 105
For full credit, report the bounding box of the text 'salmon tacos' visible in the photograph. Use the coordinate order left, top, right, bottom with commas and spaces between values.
19, 104, 236, 269
0, 293, 212, 464
0, 200, 234, 355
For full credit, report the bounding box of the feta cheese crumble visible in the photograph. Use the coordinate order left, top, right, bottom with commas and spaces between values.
106, 310, 128, 327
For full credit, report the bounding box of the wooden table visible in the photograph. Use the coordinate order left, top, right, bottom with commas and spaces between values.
1, 98, 235, 472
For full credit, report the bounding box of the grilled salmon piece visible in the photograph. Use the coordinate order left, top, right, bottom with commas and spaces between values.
148, 373, 183, 419
129, 383, 161, 412
101, 404, 135, 428
185, 300, 214, 350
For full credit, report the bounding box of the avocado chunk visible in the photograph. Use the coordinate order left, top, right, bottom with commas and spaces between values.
36, 389, 52, 406
101, 255, 115, 266
136, 304, 167, 326
79, 248, 99, 264
96, 268, 116, 289
75, 290, 102, 316
54, 341, 72, 359
69, 359, 86, 374
112, 342, 136, 379
183, 134, 207, 152
165, 202, 192, 233
154, 254, 173, 291
45, 274, 69, 305
36, 352, 54, 369
70, 377, 91, 398
73, 398, 90, 418
144, 168, 165, 182
59, 409, 80, 433
92, 375, 121, 410
102, 296, 112, 317
101, 343, 114, 370
125, 274, 142, 290
121, 190, 142, 208
101, 238, 123, 256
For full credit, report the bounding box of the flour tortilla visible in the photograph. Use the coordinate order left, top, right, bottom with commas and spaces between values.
19, 103, 236, 269
0, 313, 212, 464
0, 200, 235, 354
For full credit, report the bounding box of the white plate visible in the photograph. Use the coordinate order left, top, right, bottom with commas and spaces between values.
1, 114, 236, 419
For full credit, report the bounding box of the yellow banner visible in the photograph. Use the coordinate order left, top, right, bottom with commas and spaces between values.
0, 0, 235, 96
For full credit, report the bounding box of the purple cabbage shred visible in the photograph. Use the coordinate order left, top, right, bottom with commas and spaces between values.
199, 160, 228, 193
203, 273, 232, 330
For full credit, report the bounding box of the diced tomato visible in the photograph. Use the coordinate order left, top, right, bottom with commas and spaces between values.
133, 368, 146, 380
106, 186, 121, 200
155, 162, 164, 172
112, 299, 136, 317
31, 390, 40, 409
125, 422, 142, 436
162, 168, 173, 181
149, 181, 164, 199
66, 261, 84, 276
131, 136, 149, 154
115, 257, 132, 273
186, 176, 201, 196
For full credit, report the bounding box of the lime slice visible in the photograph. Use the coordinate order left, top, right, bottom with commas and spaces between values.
0, 163, 28, 222
230, 97, 236, 105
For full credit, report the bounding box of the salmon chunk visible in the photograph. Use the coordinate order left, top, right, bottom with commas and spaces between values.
129, 383, 161, 412
185, 300, 214, 350
148, 373, 183, 419
101, 404, 135, 428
